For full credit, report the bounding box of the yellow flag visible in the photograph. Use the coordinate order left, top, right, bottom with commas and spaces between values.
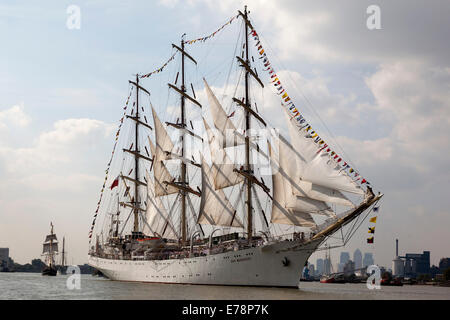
369, 216, 377, 223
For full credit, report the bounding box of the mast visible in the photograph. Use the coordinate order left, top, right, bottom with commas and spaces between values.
244, 6, 252, 241
180, 36, 187, 245
49, 223, 54, 267
134, 74, 140, 233
61, 236, 65, 267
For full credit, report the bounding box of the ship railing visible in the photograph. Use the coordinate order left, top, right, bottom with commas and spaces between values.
270, 232, 315, 242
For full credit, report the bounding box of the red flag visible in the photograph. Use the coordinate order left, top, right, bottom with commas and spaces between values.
110, 176, 119, 189
361, 179, 367, 184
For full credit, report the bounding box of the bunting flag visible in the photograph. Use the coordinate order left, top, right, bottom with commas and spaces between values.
369, 216, 377, 223
373, 206, 379, 212
184, 14, 238, 44
89, 86, 134, 243
250, 26, 370, 188
368, 227, 375, 234
139, 52, 176, 79
110, 176, 119, 190
367, 237, 374, 244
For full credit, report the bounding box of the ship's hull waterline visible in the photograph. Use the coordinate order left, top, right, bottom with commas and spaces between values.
88, 238, 322, 287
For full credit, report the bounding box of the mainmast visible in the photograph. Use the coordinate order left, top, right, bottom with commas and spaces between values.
180, 37, 187, 245
134, 74, 140, 233
169, 36, 201, 245
243, 6, 252, 241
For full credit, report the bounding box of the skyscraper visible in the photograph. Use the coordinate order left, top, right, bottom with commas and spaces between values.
340, 252, 350, 265
363, 253, 374, 267
354, 249, 362, 270
316, 258, 324, 275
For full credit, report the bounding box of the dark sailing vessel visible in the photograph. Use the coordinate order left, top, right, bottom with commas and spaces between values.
42, 223, 58, 276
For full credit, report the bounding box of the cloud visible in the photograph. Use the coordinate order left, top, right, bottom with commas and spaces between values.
0, 117, 115, 175
0, 103, 31, 129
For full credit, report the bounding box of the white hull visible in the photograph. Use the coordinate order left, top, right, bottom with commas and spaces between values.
89, 239, 322, 287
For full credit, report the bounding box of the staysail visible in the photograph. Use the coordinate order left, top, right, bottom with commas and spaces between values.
284, 110, 363, 195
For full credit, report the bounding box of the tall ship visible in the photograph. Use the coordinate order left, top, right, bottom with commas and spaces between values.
88, 7, 382, 287
42, 223, 58, 276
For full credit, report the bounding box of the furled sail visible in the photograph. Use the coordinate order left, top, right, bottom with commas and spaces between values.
203, 119, 243, 190
150, 108, 178, 197
203, 79, 245, 148
144, 171, 178, 240
284, 110, 364, 195
198, 156, 243, 228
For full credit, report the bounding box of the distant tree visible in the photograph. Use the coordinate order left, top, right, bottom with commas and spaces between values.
444, 268, 450, 281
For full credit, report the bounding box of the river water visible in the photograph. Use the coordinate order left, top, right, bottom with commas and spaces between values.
1, 272, 449, 300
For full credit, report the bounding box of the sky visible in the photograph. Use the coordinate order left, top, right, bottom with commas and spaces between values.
1, 0, 449, 268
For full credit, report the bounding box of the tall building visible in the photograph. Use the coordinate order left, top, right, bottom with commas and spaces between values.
316, 258, 324, 275
0, 248, 9, 269
340, 252, 350, 265
324, 258, 332, 275
308, 263, 315, 277
363, 253, 374, 267
354, 249, 362, 270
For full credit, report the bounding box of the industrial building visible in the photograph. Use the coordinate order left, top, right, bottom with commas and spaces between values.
392, 239, 430, 277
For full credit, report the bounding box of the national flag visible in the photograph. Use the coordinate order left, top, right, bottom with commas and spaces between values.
368, 227, 375, 234
110, 176, 119, 189
367, 237, 374, 244
369, 216, 377, 223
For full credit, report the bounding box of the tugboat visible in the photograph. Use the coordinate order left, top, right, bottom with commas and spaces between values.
42, 223, 58, 276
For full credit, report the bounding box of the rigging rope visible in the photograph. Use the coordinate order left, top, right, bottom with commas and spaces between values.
89, 85, 134, 243
248, 26, 371, 190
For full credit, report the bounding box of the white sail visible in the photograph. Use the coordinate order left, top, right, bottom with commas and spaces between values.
144, 171, 177, 240
203, 79, 245, 148
293, 180, 354, 207
269, 142, 319, 227
203, 119, 243, 190
148, 137, 178, 197
284, 110, 364, 195
198, 157, 243, 228
152, 106, 174, 161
